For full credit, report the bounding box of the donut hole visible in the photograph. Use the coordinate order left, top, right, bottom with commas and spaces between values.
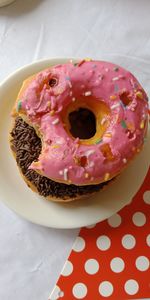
120, 91, 132, 106
69, 108, 96, 139
48, 77, 58, 87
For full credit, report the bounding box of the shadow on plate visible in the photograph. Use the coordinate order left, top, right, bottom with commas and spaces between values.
0, 0, 45, 16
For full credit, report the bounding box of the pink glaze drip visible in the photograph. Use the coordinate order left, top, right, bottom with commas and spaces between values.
19, 60, 149, 185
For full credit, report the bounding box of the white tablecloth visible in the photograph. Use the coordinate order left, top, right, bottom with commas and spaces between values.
0, 1, 150, 299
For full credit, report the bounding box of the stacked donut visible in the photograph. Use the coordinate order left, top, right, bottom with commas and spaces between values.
10, 60, 149, 202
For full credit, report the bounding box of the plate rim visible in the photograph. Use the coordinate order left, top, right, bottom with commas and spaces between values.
0, 57, 149, 229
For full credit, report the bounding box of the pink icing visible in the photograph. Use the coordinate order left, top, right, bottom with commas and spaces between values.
18, 60, 149, 185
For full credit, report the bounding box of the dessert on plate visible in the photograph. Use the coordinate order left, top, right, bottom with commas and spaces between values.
10, 59, 149, 202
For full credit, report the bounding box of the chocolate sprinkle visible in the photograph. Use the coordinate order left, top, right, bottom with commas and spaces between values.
10, 117, 110, 200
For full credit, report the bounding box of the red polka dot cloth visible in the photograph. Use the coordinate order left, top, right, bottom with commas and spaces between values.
49, 168, 150, 299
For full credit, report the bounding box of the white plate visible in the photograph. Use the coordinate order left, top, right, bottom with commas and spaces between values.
0, 58, 149, 229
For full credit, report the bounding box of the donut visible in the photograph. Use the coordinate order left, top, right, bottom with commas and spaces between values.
10, 59, 149, 202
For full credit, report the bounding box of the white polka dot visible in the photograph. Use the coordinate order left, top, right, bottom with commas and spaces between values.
99, 281, 114, 297
86, 224, 96, 229
107, 213, 122, 228
73, 237, 85, 252
122, 234, 136, 249
84, 259, 99, 275
124, 279, 139, 295
143, 190, 150, 204
136, 256, 150, 271
132, 212, 146, 227
110, 257, 125, 273
72, 283, 87, 299
146, 234, 150, 247
96, 235, 111, 251
50, 285, 60, 300
61, 260, 73, 276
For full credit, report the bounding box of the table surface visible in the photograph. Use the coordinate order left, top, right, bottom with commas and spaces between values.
0, 1, 150, 299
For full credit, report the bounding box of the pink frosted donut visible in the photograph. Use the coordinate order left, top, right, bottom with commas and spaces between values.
14, 60, 149, 185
